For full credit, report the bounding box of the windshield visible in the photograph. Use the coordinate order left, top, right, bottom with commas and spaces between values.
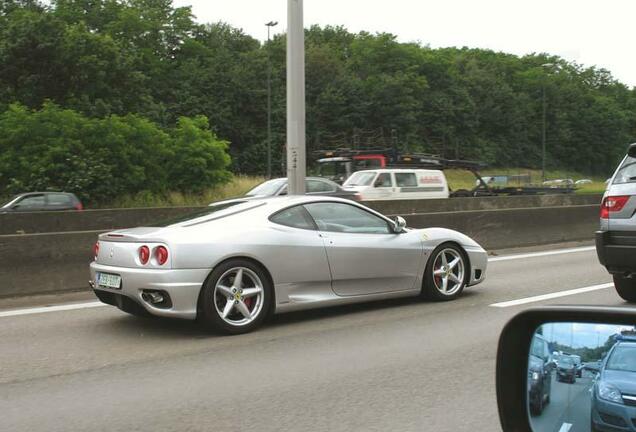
246, 179, 286, 196
560, 357, 574, 366
343, 172, 377, 187
613, 156, 636, 184
606, 345, 636, 372
530, 337, 545, 358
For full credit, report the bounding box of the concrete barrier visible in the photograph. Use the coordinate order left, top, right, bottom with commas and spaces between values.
0, 200, 600, 298
0, 194, 602, 235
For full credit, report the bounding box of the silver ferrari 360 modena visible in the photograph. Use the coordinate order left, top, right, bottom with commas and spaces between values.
90, 196, 487, 334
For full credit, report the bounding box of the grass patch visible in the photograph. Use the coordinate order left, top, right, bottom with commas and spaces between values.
444, 168, 606, 194
101, 175, 265, 208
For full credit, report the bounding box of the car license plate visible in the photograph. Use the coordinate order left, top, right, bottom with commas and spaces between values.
96, 272, 121, 289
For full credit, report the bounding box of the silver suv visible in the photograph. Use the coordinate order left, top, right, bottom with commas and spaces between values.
596, 143, 636, 301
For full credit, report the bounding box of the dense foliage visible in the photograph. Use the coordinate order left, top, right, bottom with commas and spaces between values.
1, 0, 635, 202
0, 102, 230, 202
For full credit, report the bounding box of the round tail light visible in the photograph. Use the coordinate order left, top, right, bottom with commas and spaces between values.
155, 246, 168, 265
139, 245, 150, 264
93, 241, 100, 260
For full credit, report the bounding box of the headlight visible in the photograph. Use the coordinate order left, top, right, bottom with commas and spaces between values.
531, 372, 540, 381
599, 382, 623, 404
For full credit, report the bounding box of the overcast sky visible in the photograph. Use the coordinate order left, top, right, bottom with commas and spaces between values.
173, 0, 636, 88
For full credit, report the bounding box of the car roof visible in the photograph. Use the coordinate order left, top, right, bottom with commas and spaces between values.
268, 176, 338, 183
14, 191, 75, 197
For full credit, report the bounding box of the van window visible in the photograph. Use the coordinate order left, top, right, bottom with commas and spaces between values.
395, 173, 417, 187
374, 173, 392, 187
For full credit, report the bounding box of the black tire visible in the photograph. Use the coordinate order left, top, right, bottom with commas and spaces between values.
613, 275, 636, 302
530, 394, 544, 416
422, 243, 469, 301
198, 259, 272, 335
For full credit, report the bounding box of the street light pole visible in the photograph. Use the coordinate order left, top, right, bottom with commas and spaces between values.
286, 0, 306, 194
542, 83, 546, 182
540, 63, 554, 182
265, 21, 278, 179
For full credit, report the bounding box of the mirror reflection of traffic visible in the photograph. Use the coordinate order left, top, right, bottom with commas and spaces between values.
528, 323, 636, 432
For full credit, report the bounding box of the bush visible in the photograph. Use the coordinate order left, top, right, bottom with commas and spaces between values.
0, 103, 231, 204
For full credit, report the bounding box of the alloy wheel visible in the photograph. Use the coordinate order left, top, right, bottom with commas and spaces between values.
213, 267, 265, 326
432, 248, 465, 296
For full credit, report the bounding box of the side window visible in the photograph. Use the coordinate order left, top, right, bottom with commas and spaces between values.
304, 202, 391, 234
15, 195, 45, 209
270, 205, 316, 230
48, 194, 72, 206
395, 173, 417, 187
374, 173, 393, 188
306, 180, 335, 193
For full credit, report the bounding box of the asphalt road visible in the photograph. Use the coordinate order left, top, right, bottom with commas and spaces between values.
531, 372, 595, 432
0, 244, 627, 432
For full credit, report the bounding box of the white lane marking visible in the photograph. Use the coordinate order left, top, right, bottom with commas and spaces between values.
490, 283, 613, 308
489, 246, 595, 262
0, 301, 106, 318
0, 246, 600, 318
558, 423, 572, 432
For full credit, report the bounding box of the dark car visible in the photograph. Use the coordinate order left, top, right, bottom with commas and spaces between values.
0, 192, 83, 213
591, 338, 636, 432
245, 177, 359, 200
528, 333, 552, 415
557, 356, 577, 383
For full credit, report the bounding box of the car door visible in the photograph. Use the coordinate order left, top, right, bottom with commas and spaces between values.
364, 172, 394, 200
268, 205, 334, 301
304, 201, 422, 296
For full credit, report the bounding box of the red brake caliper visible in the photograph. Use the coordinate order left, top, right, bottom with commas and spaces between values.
434, 257, 442, 286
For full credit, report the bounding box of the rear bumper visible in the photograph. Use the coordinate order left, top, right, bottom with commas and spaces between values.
89, 262, 209, 320
596, 231, 636, 275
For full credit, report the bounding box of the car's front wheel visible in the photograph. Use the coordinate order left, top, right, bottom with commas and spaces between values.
422, 243, 468, 301
614, 275, 636, 302
199, 259, 272, 334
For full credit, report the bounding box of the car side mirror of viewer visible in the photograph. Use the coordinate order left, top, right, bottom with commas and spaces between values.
392, 216, 407, 233
496, 306, 636, 432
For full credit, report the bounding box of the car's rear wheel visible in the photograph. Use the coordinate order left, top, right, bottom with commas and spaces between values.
613, 275, 636, 302
199, 259, 272, 334
422, 243, 468, 301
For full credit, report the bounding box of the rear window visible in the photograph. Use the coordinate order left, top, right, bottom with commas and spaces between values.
48, 193, 73, 206
150, 201, 258, 227
613, 156, 636, 184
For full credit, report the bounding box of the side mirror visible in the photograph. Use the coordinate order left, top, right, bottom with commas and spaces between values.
392, 216, 407, 233
497, 306, 636, 432
628, 143, 636, 158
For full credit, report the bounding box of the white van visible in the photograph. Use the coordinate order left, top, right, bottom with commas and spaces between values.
342, 169, 450, 201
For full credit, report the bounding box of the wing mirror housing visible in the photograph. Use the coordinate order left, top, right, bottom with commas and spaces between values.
392, 216, 407, 233
496, 306, 636, 432
628, 142, 636, 158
